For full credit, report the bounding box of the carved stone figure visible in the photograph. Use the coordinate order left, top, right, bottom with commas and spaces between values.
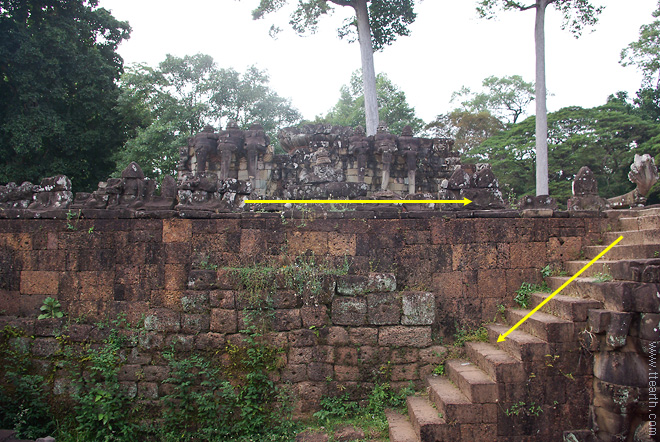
28, 175, 73, 210
398, 125, 420, 194
608, 154, 659, 208
193, 126, 219, 174
178, 137, 194, 172
568, 166, 610, 211
374, 123, 397, 191
348, 126, 371, 183
217, 121, 245, 180
244, 123, 269, 179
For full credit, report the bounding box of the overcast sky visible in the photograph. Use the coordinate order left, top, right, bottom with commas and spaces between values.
99, 0, 658, 124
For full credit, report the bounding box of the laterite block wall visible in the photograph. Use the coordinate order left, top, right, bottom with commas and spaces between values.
0, 211, 606, 411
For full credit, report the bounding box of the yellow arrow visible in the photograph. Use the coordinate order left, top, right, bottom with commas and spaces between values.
497, 235, 624, 343
244, 198, 472, 206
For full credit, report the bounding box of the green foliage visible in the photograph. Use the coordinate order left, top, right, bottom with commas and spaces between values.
620, 1, 660, 87
67, 327, 140, 441
433, 363, 446, 376
453, 324, 489, 347
477, 0, 604, 37
0, 0, 131, 191
318, 71, 424, 135
0, 326, 55, 439
426, 109, 505, 157
115, 55, 301, 180
364, 381, 414, 431
251, 0, 418, 52
592, 272, 614, 283
313, 392, 359, 422
160, 351, 236, 441
451, 75, 535, 125
469, 102, 660, 204
514, 282, 551, 309
504, 400, 543, 417
38, 297, 64, 320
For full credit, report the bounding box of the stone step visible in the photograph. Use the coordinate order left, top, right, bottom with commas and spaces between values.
407, 396, 454, 441
563, 259, 660, 283
386, 409, 420, 442
583, 244, 660, 260
546, 276, 660, 313
603, 229, 660, 246
445, 359, 498, 404
618, 213, 660, 231
505, 308, 576, 342
0, 431, 16, 442
427, 375, 496, 425
529, 292, 603, 321
463, 341, 526, 383
486, 324, 550, 361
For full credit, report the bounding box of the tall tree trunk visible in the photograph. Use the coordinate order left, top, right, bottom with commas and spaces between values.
354, 0, 379, 136
535, 0, 549, 196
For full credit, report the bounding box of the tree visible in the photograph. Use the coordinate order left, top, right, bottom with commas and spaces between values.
477, 0, 604, 196
248, 0, 417, 135
0, 0, 131, 191
115, 54, 302, 179
469, 101, 660, 204
425, 110, 505, 157
319, 71, 424, 135
620, 1, 660, 88
451, 75, 535, 125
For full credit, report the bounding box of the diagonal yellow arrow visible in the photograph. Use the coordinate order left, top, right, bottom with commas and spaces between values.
497, 235, 624, 343
245, 198, 472, 206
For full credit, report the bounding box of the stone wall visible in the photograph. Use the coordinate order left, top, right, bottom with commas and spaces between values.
0, 210, 606, 412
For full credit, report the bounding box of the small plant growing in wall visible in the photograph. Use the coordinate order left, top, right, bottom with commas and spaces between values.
38, 297, 63, 320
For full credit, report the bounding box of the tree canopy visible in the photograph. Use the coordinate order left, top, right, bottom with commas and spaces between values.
251, 0, 416, 51
451, 75, 535, 125
115, 54, 302, 179
426, 110, 505, 157
248, 0, 418, 135
468, 100, 660, 204
0, 0, 131, 191
476, 0, 604, 196
620, 1, 660, 88
317, 71, 424, 135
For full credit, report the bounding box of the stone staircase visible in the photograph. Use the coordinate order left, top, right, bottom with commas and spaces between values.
386, 207, 660, 442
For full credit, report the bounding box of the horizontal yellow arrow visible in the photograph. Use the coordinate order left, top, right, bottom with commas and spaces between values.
245, 198, 472, 206
497, 235, 624, 343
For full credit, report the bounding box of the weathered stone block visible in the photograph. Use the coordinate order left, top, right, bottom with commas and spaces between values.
335, 347, 358, 366
272, 309, 301, 331
328, 232, 356, 256
289, 329, 317, 347
347, 327, 378, 346
181, 291, 209, 313
594, 352, 648, 387
210, 308, 237, 333
164, 264, 186, 291
20, 271, 59, 295
138, 382, 159, 400
336, 273, 396, 295
307, 362, 333, 382
606, 312, 632, 348
281, 364, 307, 383
401, 292, 435, 325
588, 309, 611, 333
379, 326, 432, 348
301, 305, 328, 328
639, 313, 660, 341
181, 314, 210, 334
187, 269, 216, 290
163, 219, 191, 243
331, 297, 367, 326
367, 292, 401, 325
334, 365, 360, 381
194, 332, 225, 350
144, 309, 180, 332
